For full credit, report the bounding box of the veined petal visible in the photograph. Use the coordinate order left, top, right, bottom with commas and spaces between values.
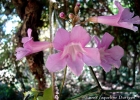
106, 57, 121, 69
67, 55, 84, 76
70, 26, 91, 47
130, 16, 140, 24
118, 22, 138, 32
119, 8, 134, 22
15, 47, 31, 60
46, 52, 66, 72
61, 43, 85, 61
100, 33, 114, 49
112, 60, 121, 68
106, 45, 124, 60
100, 62, 112, 72
23, 40, 33, 50
82, 48, 100, 66
119, 8, 140, 25
53, 28, 70, 50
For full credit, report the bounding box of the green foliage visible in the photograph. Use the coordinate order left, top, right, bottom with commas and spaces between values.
42, 87, 53, 100
24, 87, 53, 100
0, 84, 14, 100
0, 84, 23, 100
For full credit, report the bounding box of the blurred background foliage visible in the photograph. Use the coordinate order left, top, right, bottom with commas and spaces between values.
0, 0, 140, 100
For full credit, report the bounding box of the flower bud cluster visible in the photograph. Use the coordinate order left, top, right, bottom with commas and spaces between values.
59, 2, 81, 26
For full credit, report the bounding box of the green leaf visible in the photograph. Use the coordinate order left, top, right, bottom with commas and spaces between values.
43, 86, 53, 100
37, 86, 53, 100
31, 88, 39, 97
37, 96, 44, 100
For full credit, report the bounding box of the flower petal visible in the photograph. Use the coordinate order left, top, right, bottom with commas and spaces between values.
27, 28, 32, 38
101, 46, 123, 69
119, 8, 134, 22
113, 60, 121, 68
100, 33, 114, 49
106, 46, 124, 60
103, 56, 121, 69
22, 28, 33, 43
22, 37, 32, 43
82, 48, 100, 66
107, 58, 121, 68
115, 1, 124, 13
118, 22, 138, 32
119, 8, 140, 25
130, 16, 140, 24
15, 47, 31, 60
100, 62, 112, 72
46, 52, 66, 72
23, 41, 52, 53
97, 15, 119, 26
70, 26, 91, 47
67, 55, 84, 76
53, 28, 70, 50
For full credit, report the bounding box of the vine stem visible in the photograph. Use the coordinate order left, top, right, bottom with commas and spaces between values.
105, 89, 140, 92
89, 66, 102, 89
49, 1, 55, 99
59, 66, 67, 99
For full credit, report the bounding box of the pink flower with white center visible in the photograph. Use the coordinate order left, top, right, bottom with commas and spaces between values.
15, 28, 53, 60
46, 26, 101, 76
94, 33, 124, 72
90, 1, 140, 32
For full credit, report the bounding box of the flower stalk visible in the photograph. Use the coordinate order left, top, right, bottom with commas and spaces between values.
49, 0, 55, 99
59, 66, 67, 99
89, 66, 102, 89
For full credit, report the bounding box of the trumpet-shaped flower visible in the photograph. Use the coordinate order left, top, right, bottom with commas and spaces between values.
46, 26, 101, 76
94, 33, 124, 72
90, 1, 140, 32
15, 29, 53, 60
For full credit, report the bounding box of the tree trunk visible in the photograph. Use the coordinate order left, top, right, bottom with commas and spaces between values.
12, 0, 46, 90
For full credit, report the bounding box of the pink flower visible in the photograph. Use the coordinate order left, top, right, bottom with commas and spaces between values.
46, 26, 100, 76
15, 29, 53, 60
94, 33, 124, 72
95, 1, 140, 32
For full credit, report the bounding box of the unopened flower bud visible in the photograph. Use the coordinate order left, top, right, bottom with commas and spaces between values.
73, 15, 80, 24
69, 13, 75, 19
59, 12, 65, 19
74, 2, 80, 14
76, 2, 80, 7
